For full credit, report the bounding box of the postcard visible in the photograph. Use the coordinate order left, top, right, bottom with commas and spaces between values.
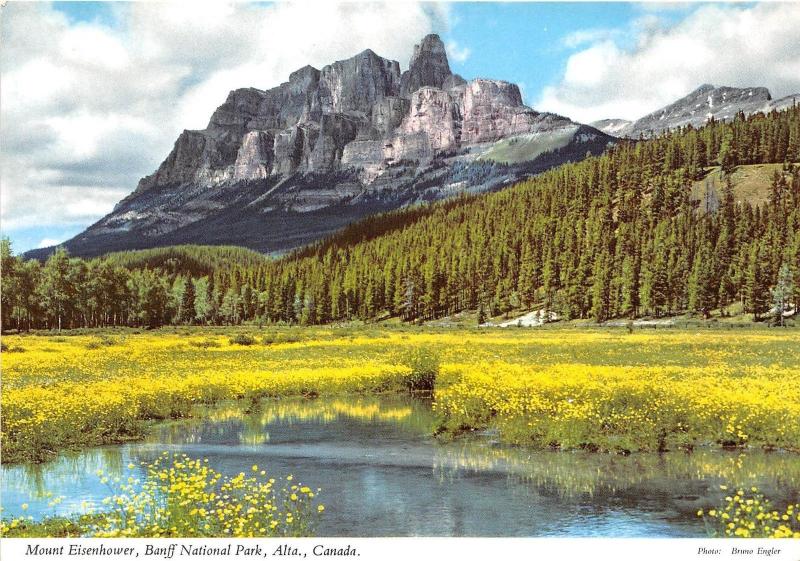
1, 2, 799, 560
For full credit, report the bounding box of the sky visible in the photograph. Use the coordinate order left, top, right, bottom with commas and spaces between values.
2, 1, 800, 253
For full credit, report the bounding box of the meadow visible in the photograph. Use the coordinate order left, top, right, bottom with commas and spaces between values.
2, 325, 800, 538
2, 326, 800, 464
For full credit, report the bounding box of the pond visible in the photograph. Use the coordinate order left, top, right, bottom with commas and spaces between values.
2, 395, 799, 537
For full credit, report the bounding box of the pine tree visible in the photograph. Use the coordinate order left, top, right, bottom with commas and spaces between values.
688, 239, 717, 318
719, 131, 738, 175
620, 255, 640, 318
590, 249, 613, 322
179, 277, 196, 324
745, 243, 770, 321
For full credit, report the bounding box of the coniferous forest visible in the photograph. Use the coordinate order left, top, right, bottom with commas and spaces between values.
3, 106, 800, 330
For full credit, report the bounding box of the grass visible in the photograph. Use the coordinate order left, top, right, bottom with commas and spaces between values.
479, 128, 577, 164
2, 325, 799, 463
691, 163, 798, 208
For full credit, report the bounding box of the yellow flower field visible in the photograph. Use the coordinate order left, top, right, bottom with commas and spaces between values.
2, 326, 799, 463
435, 360, 800, 452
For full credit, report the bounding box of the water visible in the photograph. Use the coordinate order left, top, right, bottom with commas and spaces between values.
3, 395, 800, 537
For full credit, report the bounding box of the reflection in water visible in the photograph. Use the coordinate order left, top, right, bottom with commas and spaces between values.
152, 396, 434, 446
435, 441, 800, 499
2, 395, 799, 537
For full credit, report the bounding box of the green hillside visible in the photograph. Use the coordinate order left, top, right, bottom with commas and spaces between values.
255, 107, 800, 325
479, 128, 578, 164
95, 245, 271, 277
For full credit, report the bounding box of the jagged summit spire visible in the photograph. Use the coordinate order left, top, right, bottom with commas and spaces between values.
413, 34, 449, 65
400, 34, 452, 97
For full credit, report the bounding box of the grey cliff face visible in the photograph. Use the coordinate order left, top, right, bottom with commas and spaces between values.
233, 131, 274, 181
57, 34, 614, 258
307, 113, 360, 173
462, 80, 539, 144
318, 49, 401, 115
390, 87, 460, 160
369, 97, 410, 138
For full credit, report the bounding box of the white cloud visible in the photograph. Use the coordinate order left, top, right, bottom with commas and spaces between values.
1, 181, 131, 231
60, 24, 130, 70
37, 238, 65, 249
0, 2, 447, 238
446, 40, 471, 64
538, 3, 800, 123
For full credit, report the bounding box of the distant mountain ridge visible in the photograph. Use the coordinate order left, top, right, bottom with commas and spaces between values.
32, 34, 613, 259
591, 84, 799, 138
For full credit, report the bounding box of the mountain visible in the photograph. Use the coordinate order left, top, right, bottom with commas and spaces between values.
33, 34, 613, 259
8, 105, 798, 330
589, 118, 632, 136
592, 84, 799, 138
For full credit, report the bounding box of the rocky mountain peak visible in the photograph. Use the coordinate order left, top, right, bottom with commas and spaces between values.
688, 84, 771, 105
400, 33, 452, 97
58, 34, 613, 258
413, 34, 449, 66
289, 65, 321, 85
595, 84, 783, 138
693, 83, 716, 94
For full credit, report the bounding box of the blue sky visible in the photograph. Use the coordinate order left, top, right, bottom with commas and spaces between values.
446, 3, 636, 95
53, 0, 118, 25
3, 2, 798, 254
